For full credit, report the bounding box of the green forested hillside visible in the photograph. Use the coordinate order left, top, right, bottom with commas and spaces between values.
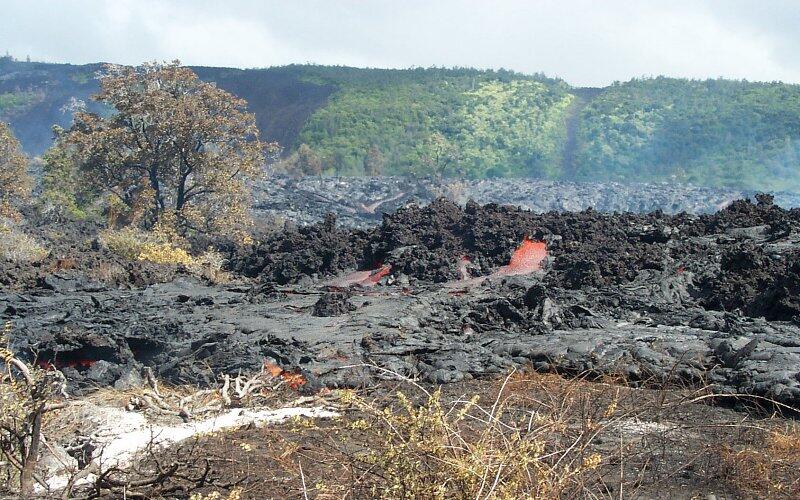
0, 90, 40, 112
574, 77, 800, 191
295, 68, 573, 177
2, 55, 800, 191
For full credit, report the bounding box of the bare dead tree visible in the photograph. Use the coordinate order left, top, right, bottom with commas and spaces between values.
0, 346, 68, 495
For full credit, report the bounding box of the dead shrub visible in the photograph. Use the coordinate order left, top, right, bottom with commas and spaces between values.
0, 221, 49, 263
100, 210, 189, 263
0, 322, 67, 496
99, 226, 229, 282
337, 372, 613, 499
187, 250, 229, 284
91, 261, 128, 284
48, 258, 76, 272
137, 242, 194, 266
98, 226, 150, 261
189, 489, 243, 500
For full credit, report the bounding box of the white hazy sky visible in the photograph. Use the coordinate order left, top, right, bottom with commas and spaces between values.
2, 0, 800, 87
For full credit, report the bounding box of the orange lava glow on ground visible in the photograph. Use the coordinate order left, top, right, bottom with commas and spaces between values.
264, 361, 307, 390
495, 238, 547, 276
37, 359, 98, 370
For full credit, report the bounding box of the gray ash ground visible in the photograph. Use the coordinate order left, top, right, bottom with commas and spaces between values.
3, 186, 800, 412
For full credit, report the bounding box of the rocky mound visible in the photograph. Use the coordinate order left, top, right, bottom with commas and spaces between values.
241, 195, 800, 321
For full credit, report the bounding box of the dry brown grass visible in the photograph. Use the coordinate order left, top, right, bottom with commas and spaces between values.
163, 367, 800, 499
336, 380, 608, 499
3, 359, 799, 499
717, 423, 800, 498
91, 261, 129, 283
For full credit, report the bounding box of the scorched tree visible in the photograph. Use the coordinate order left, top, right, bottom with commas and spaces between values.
60, 61, 265, 235
0, 121, 31, 216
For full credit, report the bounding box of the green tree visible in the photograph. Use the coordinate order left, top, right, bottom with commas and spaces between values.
59, 61, 265, 234
416, 132, 461, 177
40, 127, 99, 220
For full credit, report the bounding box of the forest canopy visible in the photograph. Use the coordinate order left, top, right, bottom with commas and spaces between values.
296, 67, 573, 178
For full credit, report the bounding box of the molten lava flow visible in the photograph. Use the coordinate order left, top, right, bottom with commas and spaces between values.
281, 372, 307, 391
37, 359, 97, 370
447, 239, 547, 292
495, 238, 547, 277
67, 359, 97, 369
332, 264, 392, 287
366, 264, 392, 284
264, 361, 307, 390
264, 362, 284, 378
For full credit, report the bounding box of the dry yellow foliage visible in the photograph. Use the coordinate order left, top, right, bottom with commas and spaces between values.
60, 61, 265, 236
0, 121, 32, 216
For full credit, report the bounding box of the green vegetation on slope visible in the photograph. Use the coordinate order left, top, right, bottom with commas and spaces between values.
456, 80, 573, 178
0, 57, 103, 155
2, 57, 800, 191
296, 67, 573, 177
0, 91, 41, 114
574, 77, 800, 191
298, 72, 800, 188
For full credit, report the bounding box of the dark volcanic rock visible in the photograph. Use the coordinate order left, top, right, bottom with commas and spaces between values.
237, 195, 800, 325
5, 268, 800, 407
252, 175, 800, 229
5, 195, 800, 410
312, 291, 356, 317
235, 214, 368, 284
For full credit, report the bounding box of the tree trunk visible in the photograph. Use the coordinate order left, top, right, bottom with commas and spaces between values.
148, 165, 164, 218
19, 404, 43, 496
176, 176, 186, 212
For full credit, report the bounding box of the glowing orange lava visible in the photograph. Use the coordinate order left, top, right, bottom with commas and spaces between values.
37, 359, 97, 370
332, 264, 393, 287
495, 238, 547, 276
264, 361, 307, 390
